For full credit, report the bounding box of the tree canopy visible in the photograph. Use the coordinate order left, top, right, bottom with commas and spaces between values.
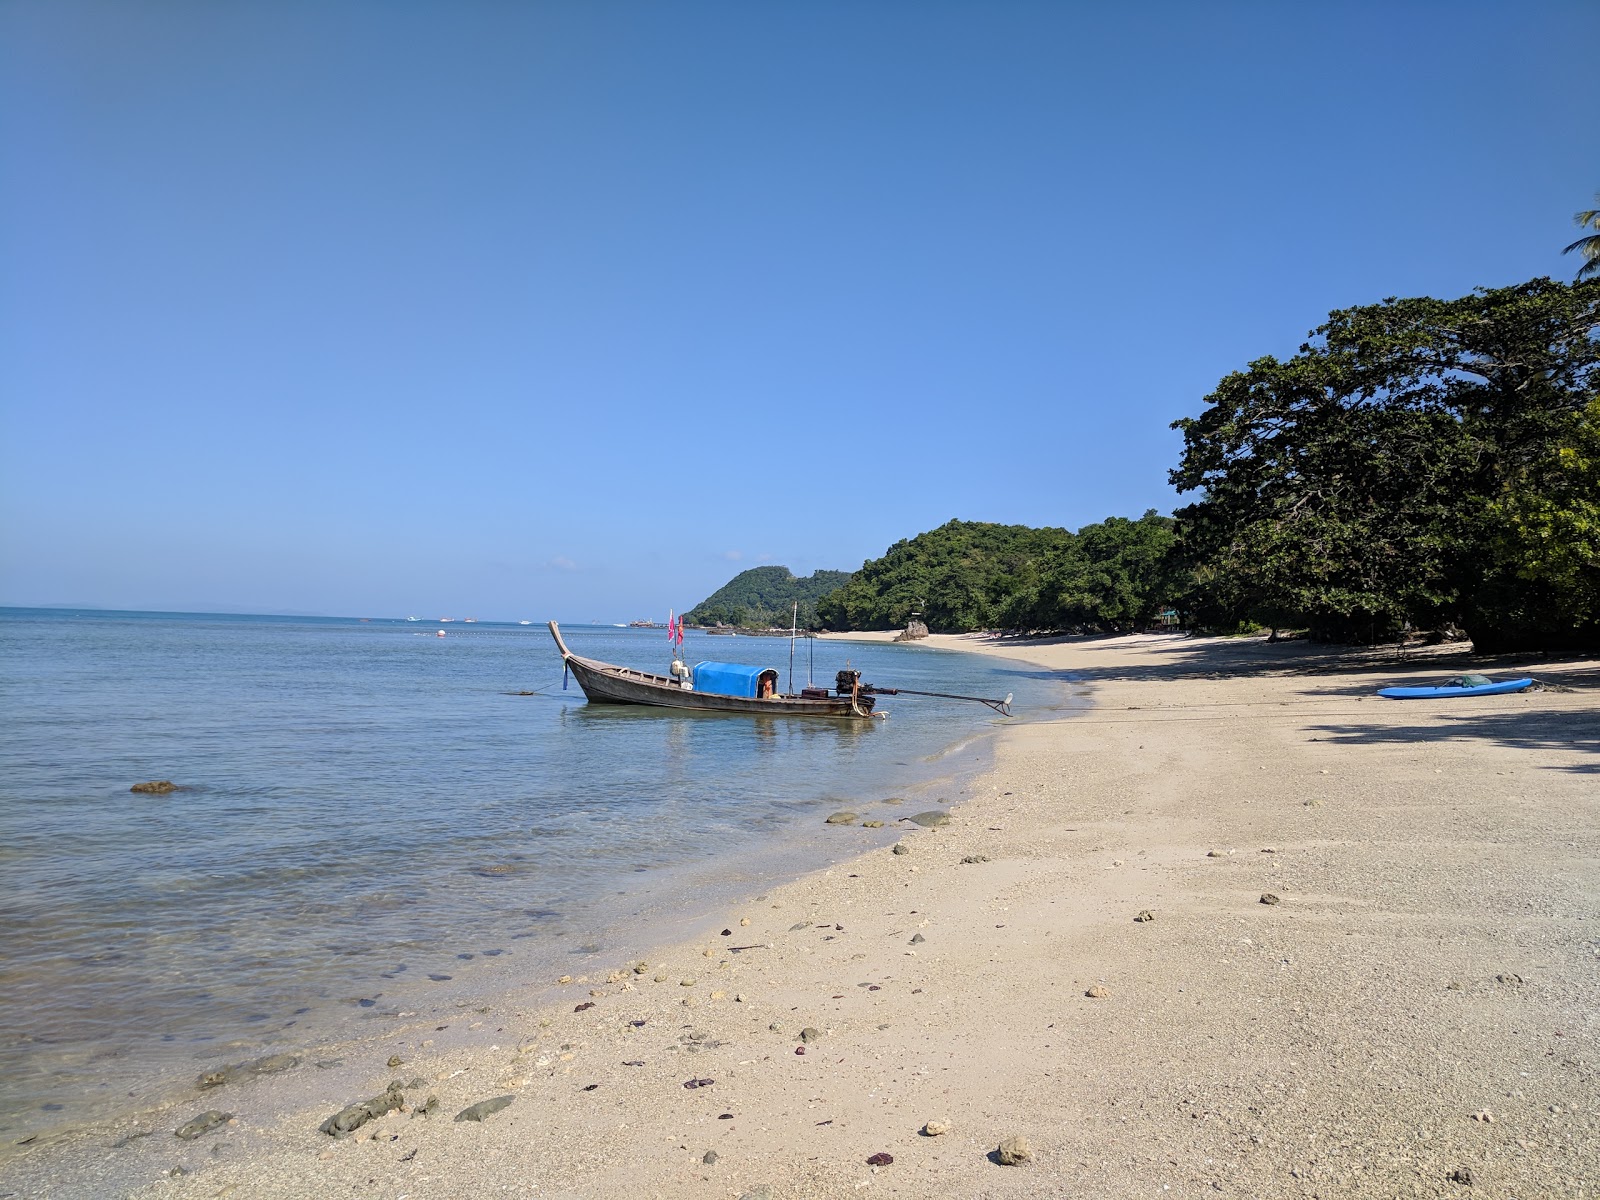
684, 566, 854, 630
815, 515, 1178, 634
1169, 276, 1600, 650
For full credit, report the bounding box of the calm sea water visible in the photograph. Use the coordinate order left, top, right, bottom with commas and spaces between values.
0, 608, 1067, 1139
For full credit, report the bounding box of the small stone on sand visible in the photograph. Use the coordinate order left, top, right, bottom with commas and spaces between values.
1260, 893, 1282, 905
1085, 984, 1109, 999
995, 1134, 1032, 1165
892, 843, 910, 855
1134, 910, 1155, 923
825, 811, 859, 824
923, 1120, 952, 1136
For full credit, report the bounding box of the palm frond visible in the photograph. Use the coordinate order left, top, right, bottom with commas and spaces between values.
1562, 195, 1600, 277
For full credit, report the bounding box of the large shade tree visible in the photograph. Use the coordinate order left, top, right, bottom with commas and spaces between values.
1170, 277, 1600, 651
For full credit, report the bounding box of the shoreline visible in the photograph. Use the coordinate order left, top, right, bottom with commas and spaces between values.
5, 633, 1595, 1198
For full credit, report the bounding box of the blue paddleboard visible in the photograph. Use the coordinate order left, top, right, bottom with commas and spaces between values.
1377, 677, 1533, 699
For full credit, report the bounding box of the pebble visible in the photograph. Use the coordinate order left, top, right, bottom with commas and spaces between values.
739, 917, 750, 926
1472, 1109, 1494, 1123
1134, 910, 1155, 923
681, 978, 696, 986
910, 933, 925, 944
703, 1149, 719, 1164
558, 975, 572, 984
923, 1120, 952, 1136
175, 1110, 232, 1140
1207, 849, 1227, 858
825, 811, 860, 824
862, 820, 885, 828
996, 1134, 1032, 1165
906, 810, 951, 827
197, 1052, 302, 1089
1260, 893, 1282, 905
455, 1096, 515, 1123
1448, 1167, 1474, 1185
892, 843, 910, 856
866, 1151, 894, 1166
1085, 985, 1109, 999
654, 973, 668, 983
960, 854, 990, 864
387, 1055, 404, 1068
800, 1027, 821, 1043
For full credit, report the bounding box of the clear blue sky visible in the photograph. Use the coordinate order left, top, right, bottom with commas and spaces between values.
2, 1, 1595, 620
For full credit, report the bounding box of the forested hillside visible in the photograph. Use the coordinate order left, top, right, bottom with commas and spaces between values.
815, 515, 1178, 633
685, 566, 854, 629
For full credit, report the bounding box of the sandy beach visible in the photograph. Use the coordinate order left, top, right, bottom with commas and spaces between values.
5, 631, 1596, 1199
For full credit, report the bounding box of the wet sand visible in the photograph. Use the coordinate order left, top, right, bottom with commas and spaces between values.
4, 632, 1596, 1198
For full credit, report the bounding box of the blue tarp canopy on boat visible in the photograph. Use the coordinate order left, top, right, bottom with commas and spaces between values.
693, 661, 778, 698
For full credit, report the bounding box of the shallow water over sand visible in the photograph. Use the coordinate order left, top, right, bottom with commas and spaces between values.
0, 609, 1067, 1139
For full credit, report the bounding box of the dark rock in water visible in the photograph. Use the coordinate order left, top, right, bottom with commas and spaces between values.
825, 811, 860, 825
427, 973, 452, 981
174, 1110, 231, 1140
197, 1052, 301, 1089
131, 780, 177, 794
319, 1082, 405, 1136
892, 843, 910, 856
905, 810, 950, 828
454, 1095, 514, 1123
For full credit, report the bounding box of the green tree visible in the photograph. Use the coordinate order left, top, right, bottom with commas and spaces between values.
1564, 193, 1600, 279
1170, 277, 1600, 650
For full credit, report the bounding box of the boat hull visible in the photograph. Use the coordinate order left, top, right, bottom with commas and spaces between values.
551, 623, 868, 719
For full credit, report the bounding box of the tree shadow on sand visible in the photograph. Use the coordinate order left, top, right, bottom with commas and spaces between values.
984, 632, 1600, 689
1307, 709, 1599, 774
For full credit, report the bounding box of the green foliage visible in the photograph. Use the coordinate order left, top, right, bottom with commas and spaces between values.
1563, 192, 1600, 280
685, 566, 854, 630
1170, 276, 1600, 649
816, 514, 1178, 634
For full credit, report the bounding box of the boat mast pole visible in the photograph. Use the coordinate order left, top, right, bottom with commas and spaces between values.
787, 601, 797, 696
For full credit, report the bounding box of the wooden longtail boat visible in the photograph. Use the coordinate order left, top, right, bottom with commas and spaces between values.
548, 621, 877, 718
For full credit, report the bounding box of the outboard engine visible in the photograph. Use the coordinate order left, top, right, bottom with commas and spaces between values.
835, 669, 861, 695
